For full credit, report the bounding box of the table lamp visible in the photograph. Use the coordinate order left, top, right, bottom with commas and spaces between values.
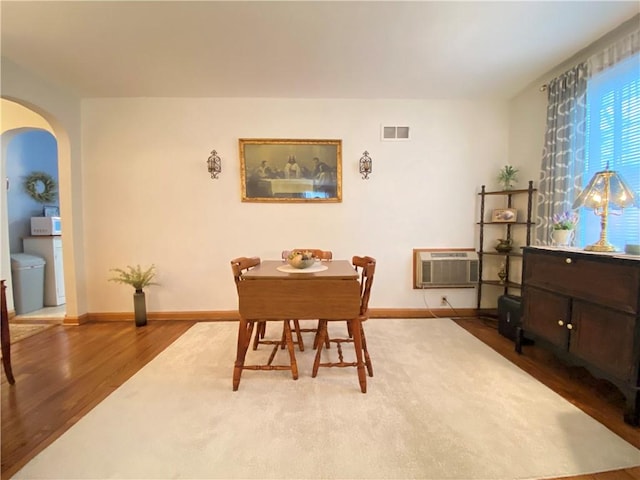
572, 166, 638, 252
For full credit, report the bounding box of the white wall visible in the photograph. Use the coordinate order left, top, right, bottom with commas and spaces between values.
1, 58, 87, 318
82, 98, 510, 314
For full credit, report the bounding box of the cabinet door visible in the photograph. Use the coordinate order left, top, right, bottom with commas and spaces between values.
570, 300, 637, 383
523, 287, 570, 349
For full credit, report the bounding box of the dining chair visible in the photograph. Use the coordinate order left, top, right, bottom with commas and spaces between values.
230, 257, 299, 384
1, 279, 16, 384
312, 255, 375, 382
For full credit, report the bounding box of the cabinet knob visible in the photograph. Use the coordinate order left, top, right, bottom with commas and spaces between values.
557, 320, 564, 326
567, 323, 573, 330
565, 258, 572, 264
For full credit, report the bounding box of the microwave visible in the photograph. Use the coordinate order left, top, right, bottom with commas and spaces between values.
31, 216, 62, 236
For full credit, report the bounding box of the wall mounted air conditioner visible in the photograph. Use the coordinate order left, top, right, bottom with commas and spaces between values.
415, 251, 479, 288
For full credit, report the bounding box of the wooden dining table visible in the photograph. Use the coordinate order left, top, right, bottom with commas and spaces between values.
233, 260, 366, 392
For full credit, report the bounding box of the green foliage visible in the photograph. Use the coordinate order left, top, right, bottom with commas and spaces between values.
109, 264, 158, 292
497, 165, 518, 189
24, 171, 58, 204
552, 211, 578, 230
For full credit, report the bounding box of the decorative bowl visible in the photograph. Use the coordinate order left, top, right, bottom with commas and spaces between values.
286, 250, 316, 269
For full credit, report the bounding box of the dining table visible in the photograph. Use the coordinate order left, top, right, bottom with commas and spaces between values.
233, 259, 366, 392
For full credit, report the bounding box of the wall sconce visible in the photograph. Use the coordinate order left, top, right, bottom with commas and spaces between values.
572, 165, 638, 251
207, 150, 222, 179
359, 151, 372, 180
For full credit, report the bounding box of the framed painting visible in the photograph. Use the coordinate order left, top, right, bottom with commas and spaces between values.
491, 208, 518, 223
239, 138, 342, 203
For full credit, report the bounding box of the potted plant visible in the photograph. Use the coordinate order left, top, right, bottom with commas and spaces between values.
497, 165, 518, 190
109, 264, 158, 327
551, 211, 578, 246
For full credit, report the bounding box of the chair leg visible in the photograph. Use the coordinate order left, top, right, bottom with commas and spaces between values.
293, 320, 305, 351
361, 328, 373, 377
252, 321, 265, 350
0, 281, 14, 385
1, 344, 15, 385
311, 320, 328, 377
312, 320, 330, 350
283, 320, 299, 380
349, 318, 367, 393
233, 319, 255, 391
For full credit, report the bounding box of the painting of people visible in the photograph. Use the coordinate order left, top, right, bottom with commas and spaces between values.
239, 138, 342, 202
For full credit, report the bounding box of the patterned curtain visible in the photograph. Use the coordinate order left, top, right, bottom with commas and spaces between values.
589, 29, 639, 76
535, 63, 587, 246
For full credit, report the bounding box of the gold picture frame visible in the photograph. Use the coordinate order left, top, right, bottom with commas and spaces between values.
491, 208, 518, 223
239, 138, 342, 203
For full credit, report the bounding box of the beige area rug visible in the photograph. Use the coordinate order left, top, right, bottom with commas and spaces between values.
8, 323, 56, 344
13, 319, 640, 480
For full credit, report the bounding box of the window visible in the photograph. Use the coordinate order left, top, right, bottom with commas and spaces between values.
579, 53, 640, 249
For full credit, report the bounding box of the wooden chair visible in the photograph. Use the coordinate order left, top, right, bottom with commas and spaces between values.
231, 257, 298, 386
1, 280, 16, 384
312, 256, 375, 383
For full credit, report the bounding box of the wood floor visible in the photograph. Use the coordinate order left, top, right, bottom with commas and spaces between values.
1, 317, 639, 480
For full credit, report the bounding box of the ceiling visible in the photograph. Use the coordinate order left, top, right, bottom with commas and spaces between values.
1, 1, 638, 100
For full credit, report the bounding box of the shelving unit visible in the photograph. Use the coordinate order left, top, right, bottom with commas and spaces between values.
476, 180, 535, 313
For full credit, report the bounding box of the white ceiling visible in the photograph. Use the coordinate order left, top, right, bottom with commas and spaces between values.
1, 1, 638, 100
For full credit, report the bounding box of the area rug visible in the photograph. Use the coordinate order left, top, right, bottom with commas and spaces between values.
12, 319, 640, 479
8, 323, 56, 344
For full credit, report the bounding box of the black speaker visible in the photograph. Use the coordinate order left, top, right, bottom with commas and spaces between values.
498, 295, 522, 341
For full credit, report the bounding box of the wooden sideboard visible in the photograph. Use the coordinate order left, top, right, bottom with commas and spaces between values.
516, 246, 640, 426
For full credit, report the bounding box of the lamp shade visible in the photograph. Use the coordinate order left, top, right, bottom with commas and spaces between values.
572, 169, 638, 211
572, 167, 638, 252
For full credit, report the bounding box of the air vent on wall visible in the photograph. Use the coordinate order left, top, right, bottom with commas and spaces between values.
381, 125, 410, 141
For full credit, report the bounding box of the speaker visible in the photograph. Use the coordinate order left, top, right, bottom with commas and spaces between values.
498, 295, 522, 341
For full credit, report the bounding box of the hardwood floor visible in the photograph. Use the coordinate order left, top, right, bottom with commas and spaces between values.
1, 318, 638, 479
1, 320, 195, 479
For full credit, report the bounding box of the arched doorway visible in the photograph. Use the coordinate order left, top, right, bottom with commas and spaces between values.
1, 99, 66, 321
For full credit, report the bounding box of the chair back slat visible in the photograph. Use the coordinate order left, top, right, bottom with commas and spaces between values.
230, 257, 261, 291
352, 256, 376, 316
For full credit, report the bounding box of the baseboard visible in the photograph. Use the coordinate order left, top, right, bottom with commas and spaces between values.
370, 308, 476, 318
84, 308, 476, 323
63, 313, 90, 325
87, 311, 239, 322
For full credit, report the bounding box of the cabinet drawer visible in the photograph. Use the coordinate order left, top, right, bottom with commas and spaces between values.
524, 251, 639, 315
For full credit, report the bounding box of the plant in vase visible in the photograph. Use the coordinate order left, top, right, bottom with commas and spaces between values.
551, 211, 578, 246
497, 165, 518, 190
109, 264, 158, 327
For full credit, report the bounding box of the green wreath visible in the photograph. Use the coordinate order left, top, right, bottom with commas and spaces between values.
24, 171, 58, 204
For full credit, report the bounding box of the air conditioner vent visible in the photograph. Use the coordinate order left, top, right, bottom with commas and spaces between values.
381, 125, 410, 141
415, 251, 478, 288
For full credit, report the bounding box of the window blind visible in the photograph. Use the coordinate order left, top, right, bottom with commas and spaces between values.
580, 53, 640, 250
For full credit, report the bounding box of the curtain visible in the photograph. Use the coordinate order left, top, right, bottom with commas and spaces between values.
588, 29, 639, 76
535, 63, 587, 246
